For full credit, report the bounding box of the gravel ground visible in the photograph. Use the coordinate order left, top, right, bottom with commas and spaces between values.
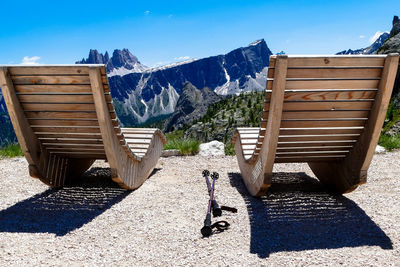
0, 151, 399, 266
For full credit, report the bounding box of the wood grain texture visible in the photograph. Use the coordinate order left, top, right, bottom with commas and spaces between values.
235, 54, 399, 196
1, 65, 165, 189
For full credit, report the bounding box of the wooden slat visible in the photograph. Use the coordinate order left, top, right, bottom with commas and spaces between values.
19, 94, 91, 102
278, 110, 370, 119
46, 147, 105, 152
278, 134, 359, 142
277, 140, 357, 147
124, 138, 152, 144
279, 127, 363, 135
12, 75, 93, 85
21, 103, 114, 111
29, 119, 100, 126
121, 128, 157, 134
277, 146, 353, 152
22, 103, 95, 111
277, 119, 367, 128
126, 143, 150, 149
38, 138, 104, 144
273, 89, 376, 101
15, 84, 109, 93
266, 79, 379, 90
43, 143, 104, 148
276, 151, 349, 157
275, 156, 345, 163
32, 126, 101, 133
18, 94, 112, 103
34, 132, 103, 138
270, 56, 385, 67
281, 101, 372, 111
49, 152, 107, 159
28, 118, 118, 127
269, 67, 382, 79
8, 66, 91, 75
122, 133, 155, 139
24, 111, 99, 119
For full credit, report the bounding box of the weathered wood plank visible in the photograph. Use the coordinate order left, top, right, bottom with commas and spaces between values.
277, 140, 356, 147
278, 134, 359, 142
24, 111, 100, 119
32, 126, 101, 133
15, 84, 109, 93
279, 127, 363, 135
266, 79, 379, 90
268, 67, 382, 79
38, 137, 104, 144
9, 66, 91, 75
265, 89, 377, 101
270, 56, 385, 67
21, 103, 114, 111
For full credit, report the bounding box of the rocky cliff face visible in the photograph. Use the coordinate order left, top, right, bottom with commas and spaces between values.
164, 82, 222, 132
336, 32, 389, 55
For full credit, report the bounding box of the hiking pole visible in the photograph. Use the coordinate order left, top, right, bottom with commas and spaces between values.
201, 171, 219, 237
202, 170, 222, 217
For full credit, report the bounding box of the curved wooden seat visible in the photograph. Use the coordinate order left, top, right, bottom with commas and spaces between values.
233, 54, 399, 196
0, 65, 166, 189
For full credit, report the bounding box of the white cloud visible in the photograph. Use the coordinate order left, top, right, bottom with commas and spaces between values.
369, 31, 389, 44
173, 56, 190, 61
21, 56, 41, 65
359, 35, 365, 39
144, 10, 150, 15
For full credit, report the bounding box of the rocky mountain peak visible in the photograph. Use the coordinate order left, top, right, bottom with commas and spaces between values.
391, 15, 400, 37
76, 48, 148, 74
110, 49, 140, 69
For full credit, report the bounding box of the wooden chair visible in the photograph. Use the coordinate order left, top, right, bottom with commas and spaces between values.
233, 54, 399, 196
0, 65, 166, 189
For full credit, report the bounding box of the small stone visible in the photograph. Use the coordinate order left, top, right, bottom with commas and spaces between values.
199, 140, 225, 156
375, 145, 386, 154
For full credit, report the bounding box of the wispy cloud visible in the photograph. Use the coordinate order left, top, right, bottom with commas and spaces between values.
21, 56, 41, 65
369, 31, 389, 44
359, 35, 365, 39
144, 10, 150, 15
174, 56, 190, 61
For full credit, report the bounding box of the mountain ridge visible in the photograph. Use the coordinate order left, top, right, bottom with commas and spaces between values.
79, 39, 272, 125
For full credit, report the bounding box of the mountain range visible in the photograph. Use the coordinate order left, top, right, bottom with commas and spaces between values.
77, 39, 272, 125
336, 32, 390, 55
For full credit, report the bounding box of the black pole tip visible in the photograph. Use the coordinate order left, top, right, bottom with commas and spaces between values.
201, 226, 212, 237
202, 170, 210, 177
211, 172, 219, 180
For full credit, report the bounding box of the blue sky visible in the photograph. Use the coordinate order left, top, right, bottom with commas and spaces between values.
0, 0, 397, 67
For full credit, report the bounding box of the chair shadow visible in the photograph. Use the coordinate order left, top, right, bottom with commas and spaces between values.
228, 172, 393, 258
0, 167, 131, 236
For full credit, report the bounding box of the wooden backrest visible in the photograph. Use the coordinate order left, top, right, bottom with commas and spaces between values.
0, 65, 120, 159
259, 55, 398, 163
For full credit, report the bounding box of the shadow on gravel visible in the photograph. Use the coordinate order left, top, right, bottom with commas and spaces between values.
0, 167, 132, 236
228, 172, 393, 258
